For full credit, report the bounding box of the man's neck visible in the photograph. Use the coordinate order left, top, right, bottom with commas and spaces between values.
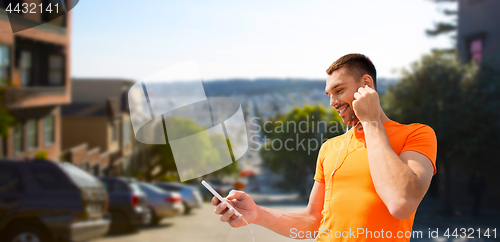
355, 111, 390, 130
380, 110, 390, 123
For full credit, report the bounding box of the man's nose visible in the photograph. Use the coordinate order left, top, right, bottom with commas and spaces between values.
330, 96, 338, 108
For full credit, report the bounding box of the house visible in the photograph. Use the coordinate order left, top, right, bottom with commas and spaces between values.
457, 0, 500, 67
0, 1, 72, 160
61, 79, 137, 175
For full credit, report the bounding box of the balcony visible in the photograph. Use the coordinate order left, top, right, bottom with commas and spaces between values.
1, 36, 70, 108
3, 85, 68, 108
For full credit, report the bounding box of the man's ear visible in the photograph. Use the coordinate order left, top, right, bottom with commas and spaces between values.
362, 74, 374, 88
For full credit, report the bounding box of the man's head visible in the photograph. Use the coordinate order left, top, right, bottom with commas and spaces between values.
325, 53, 377, 126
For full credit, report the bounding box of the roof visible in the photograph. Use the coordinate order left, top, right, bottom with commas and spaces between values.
72, 78, 135, 84
62, 98, 122, 118
61, 103, 107, 117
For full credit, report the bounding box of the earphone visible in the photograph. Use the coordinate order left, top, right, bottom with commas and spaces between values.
313, 120, 361, 242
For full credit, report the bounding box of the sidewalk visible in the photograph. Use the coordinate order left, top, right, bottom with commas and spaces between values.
240, 190, 500, 241
222, 191, 308, 242
412, 196, 500, 241
247, 191, 306, 206
248, 192, 500, 241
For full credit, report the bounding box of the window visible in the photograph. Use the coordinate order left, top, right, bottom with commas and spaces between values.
468, 0, 485, 5
81, 162, 90, 172
0, 166, 23, 193
469, 38, 483, 64
100, 180, 110, 191
43, 115, 55, 146
59, 162, 101, 188
113, 181, 130, 192
130, 183, 143, 194
93, 165, 100, 176
0, 45, 9, 85
31, 166, 73, 190
26, 119, 37, 151
14, 124, 23, 153
123, 120, 131, 146
157, 183, 182, 191
48, 55, 63, 85
140, 183, 166, 194
20, 51, 32, 86
111, 120, 119, 142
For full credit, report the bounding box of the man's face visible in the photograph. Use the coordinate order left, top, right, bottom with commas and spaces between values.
325, 67, 364, 126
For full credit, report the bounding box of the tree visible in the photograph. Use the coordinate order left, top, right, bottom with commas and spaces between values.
210, 134, 240, 178
382, 51, 499, 215
0, 81, 15, 138
142, 117, 239, 182
260, 105, 345, 196
426, 0, 457, 38
426, 0, 458, 53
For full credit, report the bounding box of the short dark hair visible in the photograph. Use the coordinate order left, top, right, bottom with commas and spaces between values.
326, 53, 377, 90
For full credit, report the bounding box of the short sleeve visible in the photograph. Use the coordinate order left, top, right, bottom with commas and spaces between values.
314, 142, 327, 183
401, 125, 438, 175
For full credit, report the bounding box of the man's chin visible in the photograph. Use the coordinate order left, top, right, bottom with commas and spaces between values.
341, 116, 360, 127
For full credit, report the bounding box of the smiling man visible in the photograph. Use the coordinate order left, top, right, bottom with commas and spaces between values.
211, 53, 437, 241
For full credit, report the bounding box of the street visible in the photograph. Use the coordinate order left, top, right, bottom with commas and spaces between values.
94, 202, 301, 242
94, 194, 499, 242
92, 193, 498, 242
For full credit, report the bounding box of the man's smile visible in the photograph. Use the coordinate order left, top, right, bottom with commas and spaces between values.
337, 105, 348, 117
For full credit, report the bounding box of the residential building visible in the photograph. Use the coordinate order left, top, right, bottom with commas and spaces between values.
61, 79, 136, 175
0, 1, 72, 160
457, 0, 500, 67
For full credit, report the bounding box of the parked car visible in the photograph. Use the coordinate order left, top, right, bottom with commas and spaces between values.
98, 177, 150, 234
154, 182, 203, 214
137, 183, 183, 225
0, 159, 109, 242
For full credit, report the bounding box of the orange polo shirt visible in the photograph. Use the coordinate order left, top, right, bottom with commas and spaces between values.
314, 120, 437, 241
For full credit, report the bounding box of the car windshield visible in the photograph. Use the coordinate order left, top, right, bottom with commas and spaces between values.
129, 183, 145, 194
140, 183, 168, 194
156, 183, 182, 191
58, 162, 101, 188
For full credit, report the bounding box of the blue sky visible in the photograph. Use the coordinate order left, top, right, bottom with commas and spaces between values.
71, 0, 456, 81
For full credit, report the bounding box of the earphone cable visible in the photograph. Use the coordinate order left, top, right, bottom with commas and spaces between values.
242, 217, 255, 242
313, 121, 360, 242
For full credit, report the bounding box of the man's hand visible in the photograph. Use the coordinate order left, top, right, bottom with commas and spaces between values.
352, 85, 381, 123
212, 190, 258, 227
211, 182, 325, 238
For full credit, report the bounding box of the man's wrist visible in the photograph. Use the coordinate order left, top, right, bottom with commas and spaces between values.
253, 205, 264, 226
361, 118, 383, 132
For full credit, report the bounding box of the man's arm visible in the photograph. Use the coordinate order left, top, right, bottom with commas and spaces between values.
363, 121, 434, 220
353, 85, 435, 220
213, 181, 325, 238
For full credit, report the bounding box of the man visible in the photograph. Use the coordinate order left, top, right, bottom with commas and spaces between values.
211, 54, 437, 241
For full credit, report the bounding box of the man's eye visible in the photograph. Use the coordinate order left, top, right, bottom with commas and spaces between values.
336, 89, 343, 93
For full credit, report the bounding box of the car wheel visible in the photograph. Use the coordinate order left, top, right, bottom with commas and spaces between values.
109, 210, 134, 234
6, 225, 50, 242
148, 207, 161, 226
183, 201, 192, 215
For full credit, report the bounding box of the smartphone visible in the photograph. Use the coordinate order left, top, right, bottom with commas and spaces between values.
202, 180, 241, 216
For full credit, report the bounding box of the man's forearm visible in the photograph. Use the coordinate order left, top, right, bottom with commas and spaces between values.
254, 206, 321, 238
